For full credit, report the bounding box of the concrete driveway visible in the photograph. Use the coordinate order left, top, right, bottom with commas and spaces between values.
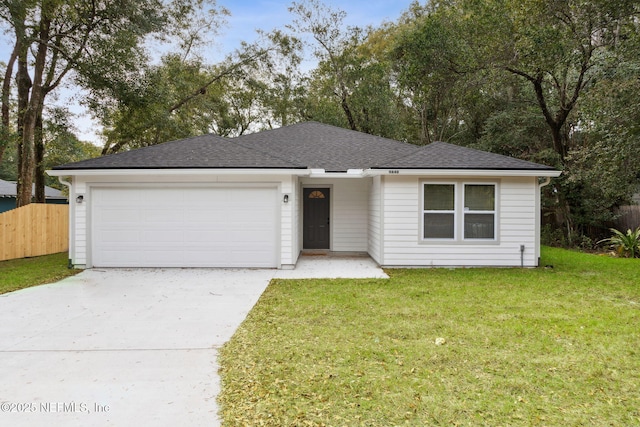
0, 256, 387, 426
0, 268, 273, 427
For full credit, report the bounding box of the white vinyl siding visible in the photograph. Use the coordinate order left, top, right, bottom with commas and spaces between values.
287, 176, 301, 267
66, 171, 543, 269
368, 175, 382, 264
280, 175, 298, 267
72, 181, 88, 266
382, 176, 539, 267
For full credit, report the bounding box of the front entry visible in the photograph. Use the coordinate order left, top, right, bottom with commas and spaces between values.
303, 188, 330, 249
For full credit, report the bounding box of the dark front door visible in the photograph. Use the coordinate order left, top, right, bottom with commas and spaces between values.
303, 188, 330, 249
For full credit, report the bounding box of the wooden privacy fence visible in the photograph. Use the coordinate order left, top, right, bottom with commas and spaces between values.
0, 204, 68, 261
615, 205, 640, 231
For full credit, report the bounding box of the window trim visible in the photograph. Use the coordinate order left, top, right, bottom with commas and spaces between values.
420, 180, 499, 244
463, 183, 497, 241
422, 182, 457, 241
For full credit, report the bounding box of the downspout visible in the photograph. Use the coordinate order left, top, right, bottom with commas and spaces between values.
57, 176, 74, 269
539, 176, 551, 190
536, 176, 552, 267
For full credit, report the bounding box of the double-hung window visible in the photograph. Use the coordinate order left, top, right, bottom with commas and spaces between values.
463, 184, 496, 239
423, 184, 456, 239
422, 182, 497, 242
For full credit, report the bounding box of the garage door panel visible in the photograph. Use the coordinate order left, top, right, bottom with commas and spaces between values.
91, 186, 278, 268
99, 230, 142, 243
97, 208, 142, 223
187, 210, 219, 222
143, 209, 185, 222
141, 230, 185, 243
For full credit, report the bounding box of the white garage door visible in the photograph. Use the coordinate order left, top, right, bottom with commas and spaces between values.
91, 186, 279, 267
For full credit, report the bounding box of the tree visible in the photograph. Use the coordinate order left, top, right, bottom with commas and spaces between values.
288, 0, 362, 131
388, 2, 516, 147
566, 55, 640, 233
1, 107, 100, 188
0, 0, 227, 206
391, 4, 471, 145
454, 0, 640, 240
469, 0, 640, 164
288, 1, 404, 140
95, 30, 303, 154
1, 54, 17, 164
41, 108, 101, 189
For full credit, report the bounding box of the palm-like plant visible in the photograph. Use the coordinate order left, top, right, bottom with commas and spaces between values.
598, 227, 640, 258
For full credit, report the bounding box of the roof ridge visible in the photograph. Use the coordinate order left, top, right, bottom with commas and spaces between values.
371, 141, 423, 167
50, 124, 559, 172
238, 121, 419, 149
305, 121, 419, 150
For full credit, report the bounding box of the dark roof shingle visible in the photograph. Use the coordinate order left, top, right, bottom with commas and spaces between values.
233, 121, 419, 171
52, 122, 557, 172
375, 141, 556, 170
53, 134, 304, 170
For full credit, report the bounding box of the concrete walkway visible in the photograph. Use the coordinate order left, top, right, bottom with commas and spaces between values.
275, 252, 389, 279
0, 256, 386, 427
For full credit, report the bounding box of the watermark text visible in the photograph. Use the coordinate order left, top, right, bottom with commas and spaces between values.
1, 401, 110, 414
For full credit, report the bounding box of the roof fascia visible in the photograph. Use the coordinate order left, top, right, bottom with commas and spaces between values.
47, 168, 312, 177
363, 169, 562, 178
46, 168, 562, 179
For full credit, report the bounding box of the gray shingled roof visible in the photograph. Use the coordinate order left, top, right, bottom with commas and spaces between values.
53, 134, 304, 170
375, 141, 556, 170
52, 121, 557, 172
234, 121, 419, 172
0, 179, 67, 199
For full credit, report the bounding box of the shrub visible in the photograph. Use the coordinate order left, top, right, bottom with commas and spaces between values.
597, 227, 640, 258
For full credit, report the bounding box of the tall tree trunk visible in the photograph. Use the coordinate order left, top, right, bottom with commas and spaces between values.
0, 44, 18, 164
16, 41, 32, 207
530, 75, 569, 163
340, 92, 357, 131
16, 12, 51, 207
17, 109, 36, 207
34, 111, 45, 203
420, 103, 431, 145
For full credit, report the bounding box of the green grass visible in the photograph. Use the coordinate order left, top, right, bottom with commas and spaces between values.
0, 252, 80, 294
218, 247, 640, 426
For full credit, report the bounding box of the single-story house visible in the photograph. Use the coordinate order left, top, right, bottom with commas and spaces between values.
0, 178, 68, 213
48, 121, 561, 269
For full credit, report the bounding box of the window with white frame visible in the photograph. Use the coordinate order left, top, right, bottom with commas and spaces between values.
423, 184, 456, 239
422, 182, 497, 241
463, 184, 495, 239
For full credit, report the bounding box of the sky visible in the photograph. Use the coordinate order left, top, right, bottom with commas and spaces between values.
1, 0, 416, 145
216, 0, 412, 57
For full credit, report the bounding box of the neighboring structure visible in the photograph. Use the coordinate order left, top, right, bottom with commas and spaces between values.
0, 179, 68, 213
48, 122, 561, 269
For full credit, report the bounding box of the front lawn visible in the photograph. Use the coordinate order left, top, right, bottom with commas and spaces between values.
218, 247, 640, 426
0, 252, 80, 294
